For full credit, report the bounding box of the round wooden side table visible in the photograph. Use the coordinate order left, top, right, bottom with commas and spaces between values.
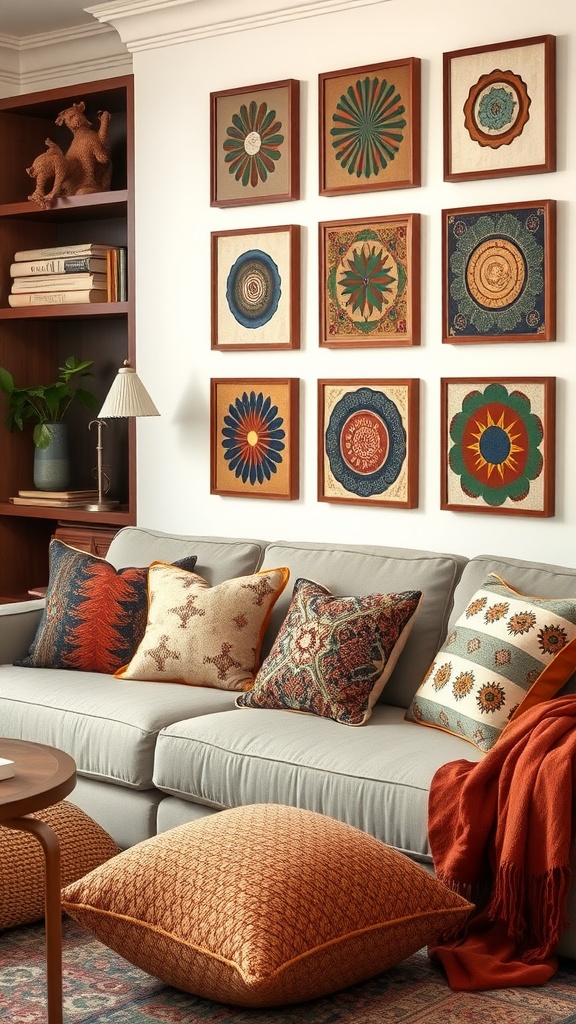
0, 738, 76, 1024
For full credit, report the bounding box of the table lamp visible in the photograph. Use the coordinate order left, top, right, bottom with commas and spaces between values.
85, 360, 159, 512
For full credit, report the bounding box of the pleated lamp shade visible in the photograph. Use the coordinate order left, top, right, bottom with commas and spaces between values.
98, 361, 159, 418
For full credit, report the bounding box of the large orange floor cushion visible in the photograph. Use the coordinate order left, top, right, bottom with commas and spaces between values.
62, 803, 472, 1007
0, 800, 120, 930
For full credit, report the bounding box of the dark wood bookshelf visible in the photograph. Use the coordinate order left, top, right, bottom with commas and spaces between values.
0, 75, 135, 595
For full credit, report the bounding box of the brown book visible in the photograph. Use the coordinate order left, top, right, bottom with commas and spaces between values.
10, 496, 94, 507
18, 489, 99, 500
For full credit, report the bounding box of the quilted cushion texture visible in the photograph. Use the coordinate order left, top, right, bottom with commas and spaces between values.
406, 573, 576, 751
0, 800, 119, 930
18, 540, 197, 674
61, 803, 472, 1007
116, 564, 289, 690
236, 577, 422, 725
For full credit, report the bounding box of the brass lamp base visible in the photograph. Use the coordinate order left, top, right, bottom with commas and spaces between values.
83, 499, 120, 512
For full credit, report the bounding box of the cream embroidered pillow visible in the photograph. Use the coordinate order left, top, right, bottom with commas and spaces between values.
116, 563, 289, 690
406, 573, 576, 752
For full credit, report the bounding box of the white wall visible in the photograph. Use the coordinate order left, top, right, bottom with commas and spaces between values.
82, 0, 576, 561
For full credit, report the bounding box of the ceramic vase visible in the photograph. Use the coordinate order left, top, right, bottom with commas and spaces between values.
33, 422, 71, 491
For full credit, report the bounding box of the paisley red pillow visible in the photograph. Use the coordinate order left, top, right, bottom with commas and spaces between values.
236, 577, 422, 726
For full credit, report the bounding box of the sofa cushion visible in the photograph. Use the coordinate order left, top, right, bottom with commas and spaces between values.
0, 669, 238, 789
259, 541, 467, 707
0, 800, 119, 930
116, 564, 289, 690
154, 704, 481, 860
236, 577, 422, 725
17, 540, 197, 674
106, 527, 266, 585
61, 803, 472, 1007
406, 573, 576, 752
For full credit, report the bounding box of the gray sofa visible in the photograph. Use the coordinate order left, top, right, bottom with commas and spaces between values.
1, 526, 575, 956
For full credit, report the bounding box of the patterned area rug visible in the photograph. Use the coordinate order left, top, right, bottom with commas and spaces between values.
1, 916, 576, 1024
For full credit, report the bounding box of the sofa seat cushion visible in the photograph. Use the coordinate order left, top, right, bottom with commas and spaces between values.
153, 704, 482, 862
62, 803, 472, 1007
0, 668, 238, 788
259, 541, 467, 707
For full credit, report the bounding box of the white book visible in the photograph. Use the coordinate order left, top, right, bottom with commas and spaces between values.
8, 290, 109, 306
0, 757, 15, 780
14, 243, 116, 261
11, 273, 107, 293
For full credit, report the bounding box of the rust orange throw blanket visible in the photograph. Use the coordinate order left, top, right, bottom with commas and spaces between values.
428, 695, 576, 990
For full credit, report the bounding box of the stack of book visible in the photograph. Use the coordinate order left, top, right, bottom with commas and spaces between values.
8, 243, 127, 307
9, 488, 100, 508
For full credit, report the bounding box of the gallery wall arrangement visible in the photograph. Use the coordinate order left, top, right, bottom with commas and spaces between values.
208, 33, 558, 515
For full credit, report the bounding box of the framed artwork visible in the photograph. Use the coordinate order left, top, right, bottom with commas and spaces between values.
319, 214, 420, 348
441, 377, 555, 517
210, 79, 300, 207
210, 378, 299, 500
443, 200, 556, 344
443, 35, 556, 182
318, 379, 419, 508
319, 58, 420, 196
211, 225, 300, 351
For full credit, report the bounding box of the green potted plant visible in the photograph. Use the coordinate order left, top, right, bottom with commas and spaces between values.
0, 356, 98, 490
0, 355, 97, 448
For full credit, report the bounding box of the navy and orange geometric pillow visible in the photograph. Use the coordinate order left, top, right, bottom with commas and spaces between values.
17, 540, 197, 674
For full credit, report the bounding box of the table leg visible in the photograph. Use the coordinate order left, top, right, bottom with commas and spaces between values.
3, 815, 63, 1024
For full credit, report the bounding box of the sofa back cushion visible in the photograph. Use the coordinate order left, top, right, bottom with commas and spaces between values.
106, 527, 266, 585
449, 553, 576, 698
260, 541, 467, 708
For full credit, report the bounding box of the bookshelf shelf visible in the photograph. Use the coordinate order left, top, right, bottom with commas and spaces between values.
0, 75, 136, 595
0, 302, 129, 321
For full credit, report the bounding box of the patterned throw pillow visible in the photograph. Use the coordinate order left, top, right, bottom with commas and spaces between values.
116, 563, 289, 690
235, 577, 422, 726
61, 803, 472, 1007
405, 573, 576, 752
18, 540, 197, 674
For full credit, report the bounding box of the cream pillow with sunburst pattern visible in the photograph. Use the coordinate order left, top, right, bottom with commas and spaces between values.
116, 563, 289, 690
405, 574, 576, 751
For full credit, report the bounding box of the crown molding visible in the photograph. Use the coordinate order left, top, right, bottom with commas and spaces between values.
0, 21, 132, 93
87, 0, 389, 52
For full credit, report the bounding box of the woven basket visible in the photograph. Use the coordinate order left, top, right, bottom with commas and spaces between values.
0, 799, 119, 930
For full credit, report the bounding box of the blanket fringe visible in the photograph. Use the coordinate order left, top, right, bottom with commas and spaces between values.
489, 863, 571, 957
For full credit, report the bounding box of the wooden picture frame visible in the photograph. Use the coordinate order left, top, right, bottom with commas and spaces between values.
210, 79, 300, 207
210, 378, 299, 500
443, 200, 555, 344
211, 225, 300, 351
441, 377, 555, 517
319, 214, 420, 348
318, 379, 419, 508
443, 35, 556, 182
319, 58, 420, 196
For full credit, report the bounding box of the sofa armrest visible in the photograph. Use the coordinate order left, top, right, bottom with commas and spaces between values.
0, 600, 43, 664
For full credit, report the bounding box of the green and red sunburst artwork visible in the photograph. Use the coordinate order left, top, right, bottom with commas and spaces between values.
442, 378, 556, 517
320, 214, 420, 347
